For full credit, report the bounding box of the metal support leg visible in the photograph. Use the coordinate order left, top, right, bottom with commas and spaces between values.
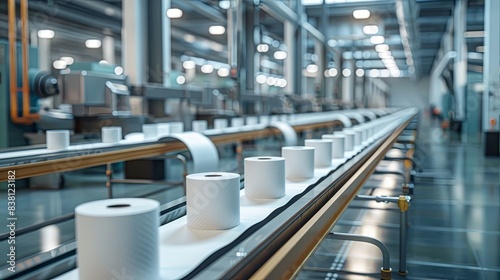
355, 194, 411, 275
106, 163, 113, 198
327, 232, 392, 279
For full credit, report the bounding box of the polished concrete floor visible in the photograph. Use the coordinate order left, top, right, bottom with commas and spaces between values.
298, 133, 500, 279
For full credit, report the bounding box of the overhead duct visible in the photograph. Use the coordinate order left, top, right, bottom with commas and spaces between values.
395, 0, 421, 80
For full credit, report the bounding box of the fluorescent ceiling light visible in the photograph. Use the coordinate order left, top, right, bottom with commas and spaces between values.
38, 29, 55, 39
306, 64, 318, 73
53, 60, 67, 70
274, 50, 287, 60
353, 9, 370, 19
370, 36, 385, 45
219, 0, 231, 9
201, 64, 214, 74
166, 8, 183, 18
363, 25, 379, 35
464, 31, 484, 38
256, 74, 267, 84
342, 69, 352, 77
182, 60, 196, 70
60, 56, 74, 65
209, 25, 225, 35
375, 44, 389, 52
378, 51, 392, 59
85, 39, 102, 48
328, 68, 338, 77
380, 69, 390, 77
114, 66, 124, 75
183, 34, 196, 43
217, 68, 230, 77
390, 69, 401, 77
99, 60, 108, 64
266, 76, 277, 86
257, 44, 269, 53
356, 69, 365, 77
302, 0, 323, 5
277, 79, 287, 88
176, 75, 186, 85
369, 69, 380, 77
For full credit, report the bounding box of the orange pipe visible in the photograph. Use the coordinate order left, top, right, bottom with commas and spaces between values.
8, 0, 36, 125
21, 0, 38, 120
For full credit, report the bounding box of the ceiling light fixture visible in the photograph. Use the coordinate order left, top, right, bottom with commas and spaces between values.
209, 25, 225, 35
370, 36, 385, 45
356, 69, 365, 77
217, 68, 230, 77
53, 60, 67, 70
256, 74, 267, 84
38, 29, 55, 39
60, 56, 74, 65
176, 75, 186, 85
306, 64, 319, 73
353, 9, 370, 19
342, 69, 352, 77
166, 8, 183, 18
257, 44, 269, 53
201, 64, 214, 74
85, 39, 102, 48
219, 0, 231, 9
182, 60, 196, 70
363, 25, 379, 35
274, 50, 287, 60
328, 68, 338, 77
375, 44, 390, 52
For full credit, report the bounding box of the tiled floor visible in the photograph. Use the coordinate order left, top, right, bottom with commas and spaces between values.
298, 131, 500, 279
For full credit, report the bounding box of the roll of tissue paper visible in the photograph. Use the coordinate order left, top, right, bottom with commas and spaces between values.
101, 126, 122, 143
186, 172, 240, 230
282, 146, 315, 179
192, 120, 208, 132
46, 130, 70, 150
244, 157, 285, 199
322, 134, 345, 159
75, 198, 160, 280
305, 139, 332, 167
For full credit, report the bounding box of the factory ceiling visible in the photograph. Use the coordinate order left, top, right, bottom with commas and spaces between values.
0, 0, 485, 79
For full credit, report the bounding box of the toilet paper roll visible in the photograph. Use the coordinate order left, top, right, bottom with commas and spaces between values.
305, 139, 332, 167
101, 126, 122, 143
157, 123, 170, 137
169, 122, 184, 133
336, 131, 355, 152
231, 117, 245, 127
282, 146, 315, 179
192, 120, 208, 132
164, 132, 219, 173
214, 119, 228, 129
186, 172, 240, 230
143, 124, 159, 139
76, 198, 160, 280
46, 130, 70, 150
345, 129, 361, 146
322, 134, 345, 158
244, 157, 285, 199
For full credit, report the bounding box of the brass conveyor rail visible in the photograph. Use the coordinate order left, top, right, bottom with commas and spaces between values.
0, 120, 343, 181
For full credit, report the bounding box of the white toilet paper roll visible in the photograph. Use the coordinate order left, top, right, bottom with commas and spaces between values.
143, 124, 159, 139
214, 119, 228, 129
345, 128, 361, 146
186, 172, 240, 230
76, 198, 160, 280
336, 131, 355, 152
282, 146, 315, 179
169, 122, 184, 133
192, 120, 208, 132
46, 130, 70, 150
157, 123, 170, 137
231, 117, 245, 127
322, 134, 345, 158
305, 139, 332, 167
244, 157, 285, 199
101, 126, 122, 143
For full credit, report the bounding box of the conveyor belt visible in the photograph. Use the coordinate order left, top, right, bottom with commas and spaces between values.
0, 110, 383, 181
0, 108, 416, 279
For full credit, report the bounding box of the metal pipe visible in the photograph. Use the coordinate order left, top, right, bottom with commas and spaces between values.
106, 163, 113, 198
399, 211, 408, 275
328, 232, 392, 279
